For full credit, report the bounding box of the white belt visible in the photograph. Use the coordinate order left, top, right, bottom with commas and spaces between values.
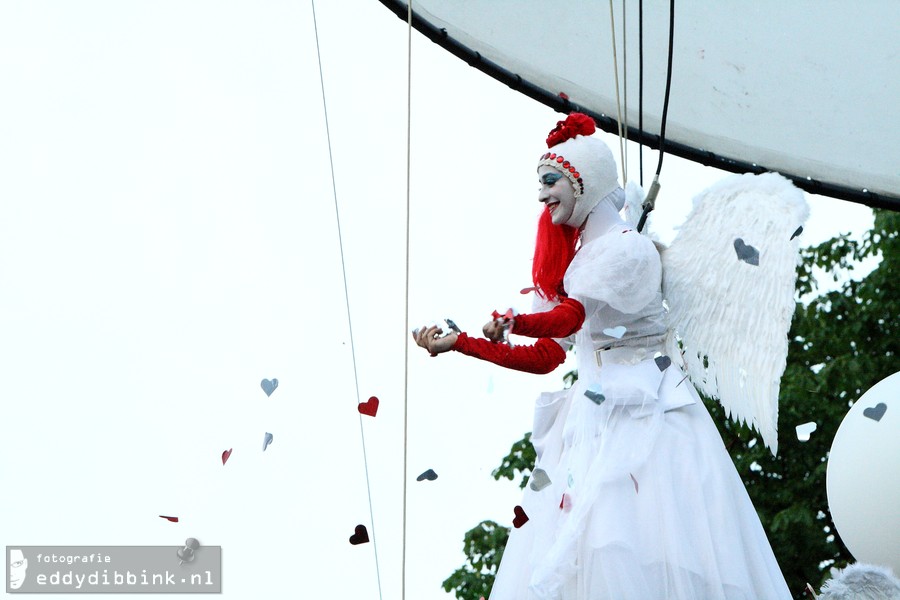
595, 344, 665, 367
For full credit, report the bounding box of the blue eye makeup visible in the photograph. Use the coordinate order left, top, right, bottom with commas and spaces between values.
541, 172, 563, 186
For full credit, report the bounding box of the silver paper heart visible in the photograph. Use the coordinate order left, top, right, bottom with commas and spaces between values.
655, 355, 672, 371
416, 468, 438, 482
261, 378, 279, 397
863, 403, 887, 422
584, 386, 605, 405
733, 238, 760, 266
262, 432, 274, 451
529, 468, 552, 491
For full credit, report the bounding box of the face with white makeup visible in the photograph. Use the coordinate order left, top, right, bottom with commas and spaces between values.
538, 165, 578, 226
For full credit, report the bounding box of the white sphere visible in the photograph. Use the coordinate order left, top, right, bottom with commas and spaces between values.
826, 371, 900, 573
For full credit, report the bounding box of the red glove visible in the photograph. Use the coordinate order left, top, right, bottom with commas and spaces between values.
510, 297, 585, 339
451, 333, 566, 374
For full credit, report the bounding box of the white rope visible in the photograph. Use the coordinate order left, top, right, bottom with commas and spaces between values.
310, 2, 384, 599
622, 0, 628, 179
402, 6, 413, 600
607, 0, 628, 185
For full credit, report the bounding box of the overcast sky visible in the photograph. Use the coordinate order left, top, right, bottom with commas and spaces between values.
0, 1, 876, 598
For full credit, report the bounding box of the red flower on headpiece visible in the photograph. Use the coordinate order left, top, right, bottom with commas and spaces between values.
546, 112, 596, 148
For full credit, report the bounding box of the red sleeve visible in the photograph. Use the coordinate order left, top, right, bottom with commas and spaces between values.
451, 333, 566, 375
510, 297, 585, 339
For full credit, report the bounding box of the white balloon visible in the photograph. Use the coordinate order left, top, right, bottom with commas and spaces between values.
826, 371, 900, 574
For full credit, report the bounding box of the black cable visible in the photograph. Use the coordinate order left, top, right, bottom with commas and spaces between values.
655, 0, 675, 177
637, 0, 674, 233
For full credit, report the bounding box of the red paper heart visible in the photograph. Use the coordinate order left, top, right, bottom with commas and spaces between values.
358, 396, 379, 417
222, 448, 232, 465
349, 524, 369, 545
559, 493, 573, 512
159, 515, 179, 523
512, 505, 529, 529
630, 473, 639, 494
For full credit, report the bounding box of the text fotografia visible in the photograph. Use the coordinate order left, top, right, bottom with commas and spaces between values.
35, 553, 111, 565
7, 546, 222, 593
35, 569, 214, 589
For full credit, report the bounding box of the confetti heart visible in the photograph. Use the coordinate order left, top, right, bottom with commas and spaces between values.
159, 515, 179, 523
260, 378, 279, 397
512, 505, 529, 528
602, 326, 626, 339
791, 226, 804, 240
584, 385, 605, 405
655, 355, 672, 371
863, 402, 887, 422
630, 473, 639, 494
262, 432, 273, 451
221, 448, 232, 465
733, 238, 760, 266
529, 468, 551, 491
349, 524, 369, 545
559, 494, 572, 512
795, 421, 817, 442
416, 469, 438, 482
358, 396, 380, 417
568, 473, 574, 488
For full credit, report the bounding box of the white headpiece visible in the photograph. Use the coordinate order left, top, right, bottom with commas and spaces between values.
537, 113, 620, 228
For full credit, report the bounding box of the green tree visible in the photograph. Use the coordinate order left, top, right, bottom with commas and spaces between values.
442, 209, 898, 599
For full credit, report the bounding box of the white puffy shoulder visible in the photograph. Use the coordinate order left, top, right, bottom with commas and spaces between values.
564, 229, 661, 315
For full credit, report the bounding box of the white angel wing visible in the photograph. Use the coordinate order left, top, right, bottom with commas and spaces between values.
660, 172, 809, 454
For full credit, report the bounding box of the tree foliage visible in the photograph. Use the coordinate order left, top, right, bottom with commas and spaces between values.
442, 209, 898, 600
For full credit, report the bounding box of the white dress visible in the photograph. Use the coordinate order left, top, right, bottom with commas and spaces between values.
488, 222, 792, 599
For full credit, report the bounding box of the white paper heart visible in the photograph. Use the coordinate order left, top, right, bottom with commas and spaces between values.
602, 326, 626, 339
795, 421, 817, 441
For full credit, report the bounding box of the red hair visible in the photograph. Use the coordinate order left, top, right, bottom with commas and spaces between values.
532, 207, 579, 301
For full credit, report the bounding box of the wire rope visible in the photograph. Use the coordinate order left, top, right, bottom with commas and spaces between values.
639, 0, 644, 187
402, 6, 413, 600
622, 0, 628, 180
607, 0, 627, 185
310, 2, 384, 598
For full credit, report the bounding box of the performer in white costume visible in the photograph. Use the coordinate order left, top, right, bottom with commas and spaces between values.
414, 113, 804, 599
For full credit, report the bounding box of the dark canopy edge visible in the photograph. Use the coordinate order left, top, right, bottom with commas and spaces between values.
378, 0, 899, 211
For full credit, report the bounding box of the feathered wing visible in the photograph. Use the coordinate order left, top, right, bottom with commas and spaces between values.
660, 172, 809, 454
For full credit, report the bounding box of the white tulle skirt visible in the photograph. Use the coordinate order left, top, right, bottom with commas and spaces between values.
489, 353, 792, 600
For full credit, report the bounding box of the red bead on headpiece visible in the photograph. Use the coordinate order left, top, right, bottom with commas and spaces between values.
545, 112, 596, 148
